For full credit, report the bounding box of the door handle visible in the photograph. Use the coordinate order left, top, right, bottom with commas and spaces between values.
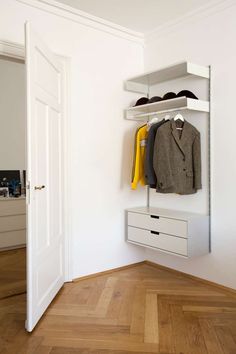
34, 185, 45, 190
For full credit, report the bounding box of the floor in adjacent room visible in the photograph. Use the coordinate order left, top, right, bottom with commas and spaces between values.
0, 247, 26, 300
0, 263, 236, 354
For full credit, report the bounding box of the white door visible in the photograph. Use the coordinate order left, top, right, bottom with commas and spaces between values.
25, 23, 64, 332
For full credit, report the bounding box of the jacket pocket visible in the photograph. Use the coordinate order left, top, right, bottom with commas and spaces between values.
157, 174, 174, 189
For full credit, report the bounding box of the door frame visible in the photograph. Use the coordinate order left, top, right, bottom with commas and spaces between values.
0, 39, 72, 282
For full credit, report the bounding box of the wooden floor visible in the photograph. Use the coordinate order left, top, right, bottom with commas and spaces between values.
0, 263, 236, 354
0, 247, 26, 299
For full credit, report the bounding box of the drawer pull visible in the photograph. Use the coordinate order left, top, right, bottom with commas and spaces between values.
150, 215, 159, 219
151, 230, 159, 235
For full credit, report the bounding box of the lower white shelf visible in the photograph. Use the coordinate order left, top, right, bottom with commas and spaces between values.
126, 207, 209, 258
125, 97, 209, 120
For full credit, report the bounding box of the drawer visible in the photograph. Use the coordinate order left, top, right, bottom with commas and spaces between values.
128, 212, 187, 238
128, 226, 187, 256
0, 199, 26, 216
0, 215, 26, 232
0, 230, 26, 249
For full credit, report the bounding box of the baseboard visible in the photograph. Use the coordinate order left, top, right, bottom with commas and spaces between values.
0, 245, 26, 253
0, 290, 26, 301
73, 261, 146, 282
73, 259, 236, 296
145, 260, 236, 297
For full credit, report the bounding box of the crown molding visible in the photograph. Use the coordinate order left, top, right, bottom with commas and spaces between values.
16, 0, 144, 45
145, 0, 236, 44
0, 40, 25, 60
13, 0, 235, 48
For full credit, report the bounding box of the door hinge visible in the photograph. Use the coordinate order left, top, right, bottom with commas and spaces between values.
26, 181, 30, 205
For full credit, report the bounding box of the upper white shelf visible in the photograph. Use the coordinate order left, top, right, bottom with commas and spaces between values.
125, 62, 210, 94
125, 97, 209, 120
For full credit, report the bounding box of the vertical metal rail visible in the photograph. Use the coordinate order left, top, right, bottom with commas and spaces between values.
209, 66, 212, 252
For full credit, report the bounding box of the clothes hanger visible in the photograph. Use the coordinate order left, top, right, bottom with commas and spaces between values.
164, 114, 171, 121
174, 112, 184, 121
147, 115, 159, 129
173, 111, 184, 130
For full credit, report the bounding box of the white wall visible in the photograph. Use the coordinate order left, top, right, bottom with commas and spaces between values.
0, 58, 26, 170
144, 4, 236, 289
2, 0, 234, 290
0, 0, 146, 278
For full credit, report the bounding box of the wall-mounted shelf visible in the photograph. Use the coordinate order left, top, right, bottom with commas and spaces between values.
125, 96, 209, 120
125, 62, 210, 94
124, 61, 211, 257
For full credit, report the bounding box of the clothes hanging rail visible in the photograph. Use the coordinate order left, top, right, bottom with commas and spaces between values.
127, 107, 187, 120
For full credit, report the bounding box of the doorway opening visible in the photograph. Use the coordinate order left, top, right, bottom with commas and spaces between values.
0, 55, 26, 300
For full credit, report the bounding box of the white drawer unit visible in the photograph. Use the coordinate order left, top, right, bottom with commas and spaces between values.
128, 212, 187, 238
0, 198, 26, 250
0, 215, 26, 232
126, 207, 209, 258
0, 230, 26, 249
0, 198, 26, 216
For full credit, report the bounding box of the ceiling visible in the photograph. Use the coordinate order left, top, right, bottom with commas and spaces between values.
54, 0, 217, 33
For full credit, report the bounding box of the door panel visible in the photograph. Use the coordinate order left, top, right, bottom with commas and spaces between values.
34, 99, 49, 251
37, 244, 63, 304
35, 48, 60, 100
49, 108, 62, 240
25, 22, 64, 332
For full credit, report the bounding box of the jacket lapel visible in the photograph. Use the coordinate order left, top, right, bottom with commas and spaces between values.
180, 121, 192, 154
171, 119, 185, 156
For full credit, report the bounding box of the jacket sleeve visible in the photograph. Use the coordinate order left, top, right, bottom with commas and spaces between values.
131, 129, 140, 190
193, 132, 202, 190
153, 130, 159, 184
145, 126, 155, 185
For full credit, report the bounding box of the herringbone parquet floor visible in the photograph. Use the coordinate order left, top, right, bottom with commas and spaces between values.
0, 263, 236, 354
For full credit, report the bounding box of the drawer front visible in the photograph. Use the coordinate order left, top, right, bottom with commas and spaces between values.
0, 215, 26, 232
128, 226, 188, 256
0, 199, 26, 216
128, 212, 187, 238
0, 230, 26, 249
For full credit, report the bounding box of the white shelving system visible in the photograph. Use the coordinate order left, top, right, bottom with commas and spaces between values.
124, 61, 211, 257
125, 62, 210, 120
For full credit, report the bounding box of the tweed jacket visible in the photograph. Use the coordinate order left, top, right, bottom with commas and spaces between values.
153, 119, 202, 195
144, 119, 167, 188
